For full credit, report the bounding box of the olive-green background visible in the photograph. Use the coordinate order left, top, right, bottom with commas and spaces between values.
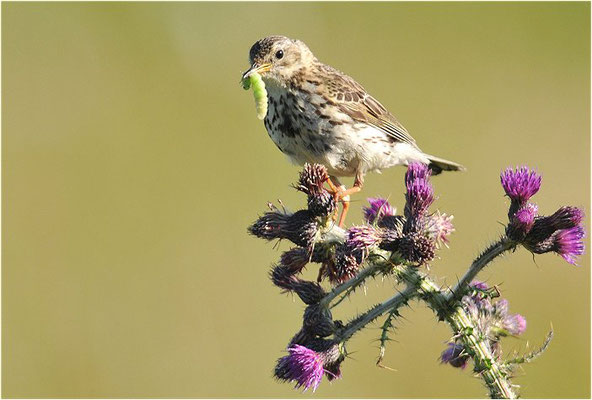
2, 2, 590, 398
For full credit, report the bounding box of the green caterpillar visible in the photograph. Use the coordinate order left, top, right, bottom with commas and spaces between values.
242, 72, 268, 120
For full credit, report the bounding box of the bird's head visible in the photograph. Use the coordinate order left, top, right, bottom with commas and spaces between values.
242, 36, 315, 86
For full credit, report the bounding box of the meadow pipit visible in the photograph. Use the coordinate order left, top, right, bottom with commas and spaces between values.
242, 36, 464, 225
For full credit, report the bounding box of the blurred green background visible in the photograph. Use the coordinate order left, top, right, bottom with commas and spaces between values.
2, 2, 589, 398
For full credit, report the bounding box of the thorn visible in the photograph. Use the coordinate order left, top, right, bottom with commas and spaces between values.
493, 285, 502, 298
277, 199, 287, 213
376, 362, 397, 372
530, 252, 541, 269
272, 239, 282, 250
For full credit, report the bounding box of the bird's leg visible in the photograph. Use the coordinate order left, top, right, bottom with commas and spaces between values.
325, 177, 340, 195
337, 184, 362, 227
328, 173, 365, 227
327, 176, 345, 223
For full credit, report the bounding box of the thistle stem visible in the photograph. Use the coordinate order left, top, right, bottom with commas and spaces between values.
448, 237, 515, 303
315, 229, 518, 398
320, 262, 381, 307
390, 261, 517, 399
336, 285, 417, 342
448, 306, 516, 399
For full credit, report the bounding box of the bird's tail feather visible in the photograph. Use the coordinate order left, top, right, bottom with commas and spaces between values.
424, 154, 466, 175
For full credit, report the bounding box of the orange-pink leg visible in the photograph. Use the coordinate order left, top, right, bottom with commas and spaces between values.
327, 173, 365, 227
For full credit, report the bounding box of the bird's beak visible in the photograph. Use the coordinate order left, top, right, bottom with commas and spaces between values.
242, 62, 272, 80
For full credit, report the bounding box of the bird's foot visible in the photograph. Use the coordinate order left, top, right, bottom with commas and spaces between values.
325, 178, 361, 227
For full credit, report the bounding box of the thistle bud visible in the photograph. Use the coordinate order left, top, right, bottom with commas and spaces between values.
307, 190, 336, 217
270, 264, 298, 290
506, 203, 537, 241
441, 342, 469, 369
378, 214, 406, 232
293, 281, 326, 305
397, 232, 436, 265
248, 209, 318, 250
303, 304, 335, 337
297, 163, 329, 195
280, 247, 310, 274
331, 250, 360, 284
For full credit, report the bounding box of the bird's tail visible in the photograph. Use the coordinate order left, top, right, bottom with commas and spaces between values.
424, 154, 466, 175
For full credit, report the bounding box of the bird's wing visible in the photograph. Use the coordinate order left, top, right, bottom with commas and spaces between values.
317, 64, 417, 146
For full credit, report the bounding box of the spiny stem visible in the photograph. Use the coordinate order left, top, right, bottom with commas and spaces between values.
448, 306, 517, 399
314, 227, 520, 398
330, 285, 356, 309
504, 329, 554, 367
376, 308, 399, 369
448, 237, 516, 303
320, 262, 381, 307
389, 262, 517, 399
336, 285, 417, 342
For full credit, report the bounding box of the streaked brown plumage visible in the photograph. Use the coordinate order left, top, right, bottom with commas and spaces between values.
242, 35, 464, 224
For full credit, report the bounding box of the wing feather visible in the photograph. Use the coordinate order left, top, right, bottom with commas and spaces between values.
317, 64, 417, 146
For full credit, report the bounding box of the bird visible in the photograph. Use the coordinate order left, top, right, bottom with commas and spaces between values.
242, 35, 465, 226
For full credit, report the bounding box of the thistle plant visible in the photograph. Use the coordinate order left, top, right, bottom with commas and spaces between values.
248, 163, 585, 398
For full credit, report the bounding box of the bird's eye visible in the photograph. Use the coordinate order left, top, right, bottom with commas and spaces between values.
275, 50, 284, 59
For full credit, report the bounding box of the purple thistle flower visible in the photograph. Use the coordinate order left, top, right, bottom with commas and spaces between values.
327, 225, 383, 284
524, 206, 586, 261
503, 314, 527, 336
405, 175, 435, 219
527, 206, 585, 244
425, 212, 455, 247
500, 166, 541, 205
406, 162, 432, 186
515, 204, 538, 228
554, 226, 586, 265
507, 203, 538, 241
440, 342, 469, 369
546, 206, 585, 230
363, 198, 396, 224
464, 294, 493, 317
346, 225, 383, 253
493, 298, 509, 317
275, 345, 325, 391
